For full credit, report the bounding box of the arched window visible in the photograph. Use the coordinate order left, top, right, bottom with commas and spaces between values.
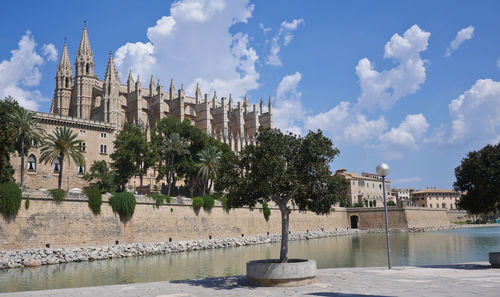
65, 77, 69, 88
77, 164, 85, 175
27, 154, 36, 172
53, 158, 60, 173
85, 63, 89, 74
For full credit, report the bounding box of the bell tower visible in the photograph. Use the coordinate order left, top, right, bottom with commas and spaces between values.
51, 40, 73, 116
71, 23, 95, 119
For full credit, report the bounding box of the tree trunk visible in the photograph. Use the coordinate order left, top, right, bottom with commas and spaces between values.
20, 136, 25, 187
208, 179, 213, 195
279, 203, 289, 263
167, 158, 174, 196
58, 156, 64, 190
139, 174, 143, 194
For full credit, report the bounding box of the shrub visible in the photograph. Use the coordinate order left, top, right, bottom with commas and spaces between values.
192, 197, 203, 209
353, 201, 364, 207
387, 200, 396, 207
363, 199, 369, 207
203, 195, 215, 211
369, 200, 373, 207
109, 192, 136, 220
262, 201, 271, 222
84, 186, 102, 215
149, 194, 171, 208
0, 182, 22, 217
25, 195, 30, 209
373, 200, 377, 207
218, 196, 230, 211
48, 189, 65, 201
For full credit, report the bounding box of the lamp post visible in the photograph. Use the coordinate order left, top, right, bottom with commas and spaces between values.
376, 163, 391, 269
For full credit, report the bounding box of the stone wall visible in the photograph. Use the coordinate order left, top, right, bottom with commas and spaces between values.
447, 210, 470, 223
0, 193, 349, 250
346, 207, 450, 230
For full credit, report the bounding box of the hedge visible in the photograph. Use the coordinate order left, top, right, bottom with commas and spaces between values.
192, 197, 203, 209
0, 183, 22, 217
262, 201, 271, 222
84, 186, 102, 215
202, 195, 215, 211
48, 189, 66, 201
109, 192, 136, 220
149, 194, 171, 208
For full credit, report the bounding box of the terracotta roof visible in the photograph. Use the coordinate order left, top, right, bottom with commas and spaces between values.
412, 189, 460, 194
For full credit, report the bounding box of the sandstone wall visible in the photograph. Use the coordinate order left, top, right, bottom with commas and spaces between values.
346, 208, 408, 230
447, 210, 470, 223
0, 194, 349, 250
404, 208, 450, 227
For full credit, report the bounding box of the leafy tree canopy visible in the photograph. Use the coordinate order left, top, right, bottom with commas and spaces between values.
221, 128, 347, 262
454, 143, 500, 215
84, 160, 117, 193
0, 97, 22, 183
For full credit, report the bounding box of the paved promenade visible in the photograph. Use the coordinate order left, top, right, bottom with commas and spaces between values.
1, 263, 499, 297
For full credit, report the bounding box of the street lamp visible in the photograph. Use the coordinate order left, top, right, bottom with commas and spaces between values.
376, 163, 391, 269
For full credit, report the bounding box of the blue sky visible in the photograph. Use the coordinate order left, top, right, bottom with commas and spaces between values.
1, 0, 499, 190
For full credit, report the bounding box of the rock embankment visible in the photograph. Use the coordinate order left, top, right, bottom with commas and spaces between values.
0, 225, 457, 270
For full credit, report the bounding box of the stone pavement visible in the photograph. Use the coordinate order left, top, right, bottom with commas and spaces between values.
1, 263, 499, 297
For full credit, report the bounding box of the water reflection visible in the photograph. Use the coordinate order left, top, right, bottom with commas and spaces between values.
1, 226, 499, 293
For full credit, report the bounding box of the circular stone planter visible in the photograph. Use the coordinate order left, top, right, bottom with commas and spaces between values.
246, 259, 316, 287
489, 252, 500, 268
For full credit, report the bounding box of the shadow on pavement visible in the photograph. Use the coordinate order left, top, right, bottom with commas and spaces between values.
415, 263, 491, 270
306, 293, 391, 297
170, 275, 249, 290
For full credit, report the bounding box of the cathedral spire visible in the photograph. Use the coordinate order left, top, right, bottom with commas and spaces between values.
135, 74, 142, 91
149, 75, 155, 96
58, 40, 72, 73
228, 93, 233, 111
260, 97, 264, 115
77, 25, 92, 58
104, 51, 117, 82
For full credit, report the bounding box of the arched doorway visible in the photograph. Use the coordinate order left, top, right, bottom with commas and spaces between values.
350, 215, 359, 229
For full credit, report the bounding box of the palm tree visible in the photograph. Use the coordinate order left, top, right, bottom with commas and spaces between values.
40, 127, 85, 189
197, 145, 222, 195
8, 109, 44, 187
159, 133, 190, 196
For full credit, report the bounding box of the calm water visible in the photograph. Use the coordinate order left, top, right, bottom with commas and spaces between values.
1, 226, 499, 293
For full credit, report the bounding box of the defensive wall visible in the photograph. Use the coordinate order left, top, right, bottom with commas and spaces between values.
345, 207, 451, 229
0, 191, 455, 250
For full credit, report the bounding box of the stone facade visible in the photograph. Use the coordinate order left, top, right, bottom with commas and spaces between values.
11, 26, 273, 190
335, 169, 393, 206
410, 188, 461, 210
390, 188, 415, 206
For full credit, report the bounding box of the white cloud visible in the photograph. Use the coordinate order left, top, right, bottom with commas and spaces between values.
378, 114, 429, 159
305, 102, 388, 144
445, 26, 474, 57
356, 25, 430, 111
41, 43, 58, 62
0, 31, 52, 110
114, 0, 257, 98
266, 18, 304, 66
273, 72, 308, 135
447, 78, 500, 145
259, 23, 271, 34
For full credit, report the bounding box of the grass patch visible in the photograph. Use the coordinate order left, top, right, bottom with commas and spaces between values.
192, 197, 203, 209
148, 194, 171, 208
202, 195, 215, 211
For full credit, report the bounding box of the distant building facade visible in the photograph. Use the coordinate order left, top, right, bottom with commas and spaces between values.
335, 169, 393, 207
11, 26, 273, 190
410, 189, 460, 210
391, 188, 415, 206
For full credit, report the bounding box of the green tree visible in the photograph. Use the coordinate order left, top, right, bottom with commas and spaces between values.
222, 128, 346, 263
40, 127, 85, 189
9, 108, 44, 187
197, 145, 222, 195
454, 143, 500, 214
159, 132, 190, 196
0, 97, 22, 183
111, 123, 153, 192
83, 160, 116, 193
